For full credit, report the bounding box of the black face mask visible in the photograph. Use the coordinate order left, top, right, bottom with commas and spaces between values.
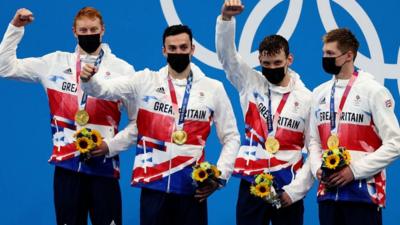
167, 53, 190, 73
261, 66, 286, 85
322, 53, 347, 75
78, 34, 101, 54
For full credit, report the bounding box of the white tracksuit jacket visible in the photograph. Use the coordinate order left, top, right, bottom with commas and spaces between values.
82, 63, 241, 194
0, 23, 137, 178
216, 16, 314, 203
309, 70, 400, 207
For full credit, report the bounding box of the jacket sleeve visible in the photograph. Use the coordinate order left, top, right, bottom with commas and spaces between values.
308, 92, 323, 178
81, 69, 146, 101
213, 82, 241, 182
349, 86, 400, 179
215, 16, 256, 92
105, 103, 138, 157
282, 95, 315, 202
103, 63, 138, 157
0, 23, 50, 82
282, 157, 314, 203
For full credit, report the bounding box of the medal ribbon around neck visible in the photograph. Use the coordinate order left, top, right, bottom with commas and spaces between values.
75, 49, 104, 126
257, 88, 290, 153
328, 70, 359, 149
167, 71, 193, 144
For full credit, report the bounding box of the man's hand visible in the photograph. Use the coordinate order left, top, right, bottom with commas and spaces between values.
90, 141, 109, 157
316, 168, 323, 181
12, 8, 34, 27
326, 166, 355, 187
80, 64, 97, 82
279, 191, 293, 208
194, 179, 220, 202
221, 0, 244, 21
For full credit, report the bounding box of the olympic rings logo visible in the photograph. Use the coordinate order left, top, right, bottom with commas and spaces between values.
317, 0, 400, 86
161, 0, 400, 87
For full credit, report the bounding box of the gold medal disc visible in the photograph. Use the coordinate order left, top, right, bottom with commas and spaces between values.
75, 110, 90, 126
327, 134, 339, 150
265, 137, 280, 154
172, 130, 187, 145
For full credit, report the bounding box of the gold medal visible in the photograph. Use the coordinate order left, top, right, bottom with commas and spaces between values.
265, 137, 280, 154
172, 130, 187, 145
327, 134, 339, 150
75, 110, 90, 126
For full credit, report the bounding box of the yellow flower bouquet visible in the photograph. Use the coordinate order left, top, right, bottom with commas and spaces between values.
191, 161, 221, 188
74, 128, 103, 162
321, 147, 351, 182
250, 173, 281, 208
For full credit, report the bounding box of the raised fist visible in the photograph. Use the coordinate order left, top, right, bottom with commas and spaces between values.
221, 0, 245, 21
11, 8, 34, 27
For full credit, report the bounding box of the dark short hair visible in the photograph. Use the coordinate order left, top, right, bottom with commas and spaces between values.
258, 35, 289, 57
163, 24, 193, 46
323, 28, 359, 58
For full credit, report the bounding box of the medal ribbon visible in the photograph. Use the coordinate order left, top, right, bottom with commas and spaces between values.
258, 90, 290, 140
329, 71, 359, 134
167, 71, 194, 131
76, 49, 105, 112
257, 89, 289, 172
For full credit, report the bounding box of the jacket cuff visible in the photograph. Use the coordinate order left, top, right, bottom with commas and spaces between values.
104, 138, 119, 158
282, 186, 301, 203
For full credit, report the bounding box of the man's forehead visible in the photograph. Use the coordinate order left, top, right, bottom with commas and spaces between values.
75, 17, 102, 27
259, 50, 286, 61
165, 33, 191, 45
323, 41, 339, 51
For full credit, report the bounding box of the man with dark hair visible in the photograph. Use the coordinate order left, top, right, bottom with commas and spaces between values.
258, 35, 290, 57
0, 7, 136, 225
308, 27, 400, 225
216, 1, 314, 225
162, 24, 193, 45
80, 24, 240, 225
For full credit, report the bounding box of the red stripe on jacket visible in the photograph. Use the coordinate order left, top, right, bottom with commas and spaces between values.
234, 157, 303, 175
49, 144, 76, 161
47, 88, 121, 127
136, 108, 211, 145
318, 123, 382, 151
132, 155, 193, 183
245, 101, 304, 150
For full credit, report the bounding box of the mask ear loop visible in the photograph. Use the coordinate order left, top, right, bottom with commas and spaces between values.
335, 51, 350, 67
283, 60, 289, 76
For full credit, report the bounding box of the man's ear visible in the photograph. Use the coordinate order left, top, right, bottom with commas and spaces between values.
347, 51, 355, 62
72, 26, 78, 38
287, 53, 294, 66
162, 46, 167, 58
100, 25, 105, 40
191, 44, 195, 55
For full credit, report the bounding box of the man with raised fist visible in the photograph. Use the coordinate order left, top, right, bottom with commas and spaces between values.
0, 7, 137, 225
216, 1, 314, 225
